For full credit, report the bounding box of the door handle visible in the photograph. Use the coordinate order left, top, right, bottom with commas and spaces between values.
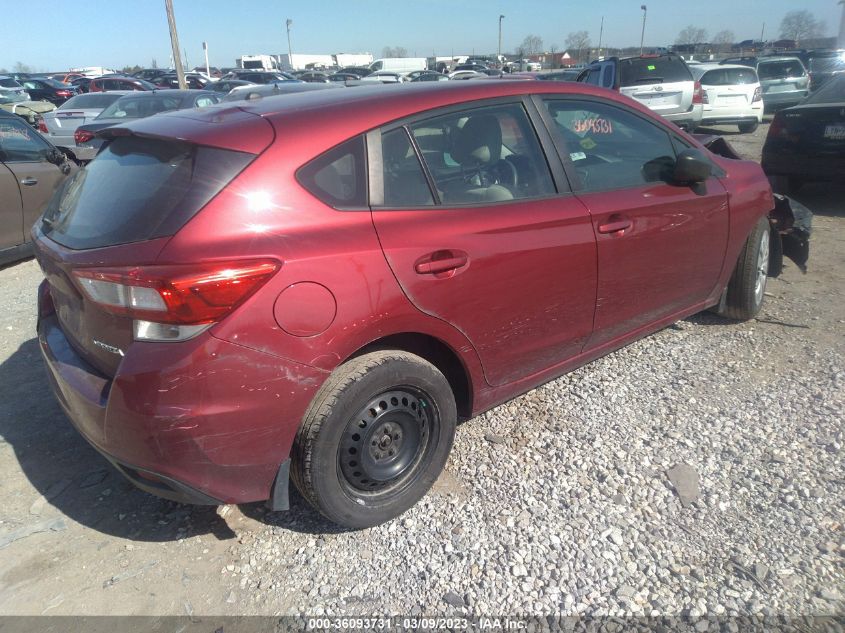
597, 215, 632, 234
414, 251, 468, 275
20, 178, 38, 186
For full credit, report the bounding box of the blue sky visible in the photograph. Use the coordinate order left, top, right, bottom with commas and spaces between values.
2, 0, 841, 71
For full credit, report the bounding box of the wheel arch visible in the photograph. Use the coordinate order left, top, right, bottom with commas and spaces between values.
348, 332, 473, 420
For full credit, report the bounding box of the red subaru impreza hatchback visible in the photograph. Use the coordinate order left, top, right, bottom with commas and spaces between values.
34, 81, 774, 528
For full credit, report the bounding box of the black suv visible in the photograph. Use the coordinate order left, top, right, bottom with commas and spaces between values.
577, 54, 703, 130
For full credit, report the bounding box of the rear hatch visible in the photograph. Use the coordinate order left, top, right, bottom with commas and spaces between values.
44, 93, 129, 140
758, 59, 808, 95
779, 104, 845, 151
699, 66, 759, 113
619, 56, 694, 116
45, 108, 105, 139
34, 108, 274, 377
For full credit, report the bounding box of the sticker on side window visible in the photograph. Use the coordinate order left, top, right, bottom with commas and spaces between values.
571, 118, 613, 135
569, 151, 587, 161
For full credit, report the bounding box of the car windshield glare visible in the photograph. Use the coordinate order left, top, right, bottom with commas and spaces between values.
809, 56, 845, 73
803, 74, 845, 104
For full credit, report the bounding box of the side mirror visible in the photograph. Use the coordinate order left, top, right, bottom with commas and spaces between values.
45, 148, 66, 166
673, 148, 712, 184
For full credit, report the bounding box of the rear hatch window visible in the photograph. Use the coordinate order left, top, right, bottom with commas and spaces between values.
619, 57, 692, 86
758, 60, 805, 80
41, 135, 255, 250
700, 67, 759, 85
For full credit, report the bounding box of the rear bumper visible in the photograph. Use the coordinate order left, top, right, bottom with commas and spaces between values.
38, 305, 327, 506
762, 91, 808, 109
762, 148, 845, 181
700, 106, 763, 126
661, 105, 703, 129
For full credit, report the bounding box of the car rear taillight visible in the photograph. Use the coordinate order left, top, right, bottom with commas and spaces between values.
752, 87, 762, 102
56, 90, 72, 97
38, 279, 55, 320
37, 118, 48, 133
74, 129, 94, 144
72, 260, 280, 341
692, 81, 705, 105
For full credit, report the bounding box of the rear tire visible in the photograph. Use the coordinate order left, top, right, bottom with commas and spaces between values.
738, 121, 759, 134
717, 217, 771, 321
291, 350, 456, 529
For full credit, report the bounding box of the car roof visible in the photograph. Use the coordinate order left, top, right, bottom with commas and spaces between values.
103, 81, 670, 157
694, 63, 755, 71
757, 56, 803, 63
115, 89, 213, 98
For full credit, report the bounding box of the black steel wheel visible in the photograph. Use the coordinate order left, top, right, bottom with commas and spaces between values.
291, 350, 456, 529
339, 389, 431, 493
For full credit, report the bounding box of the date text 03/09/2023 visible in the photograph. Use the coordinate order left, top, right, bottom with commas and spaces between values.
306, 617, 528, 630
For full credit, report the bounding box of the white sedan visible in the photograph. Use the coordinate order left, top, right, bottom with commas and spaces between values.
689, 64, 764, 133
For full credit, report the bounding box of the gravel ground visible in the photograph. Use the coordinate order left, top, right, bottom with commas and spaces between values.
0, 121, 842, 619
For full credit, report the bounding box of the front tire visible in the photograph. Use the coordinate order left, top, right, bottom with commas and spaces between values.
291, 350, 456, 529
717, 217, 771, 320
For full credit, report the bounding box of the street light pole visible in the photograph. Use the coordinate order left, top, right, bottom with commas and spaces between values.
597, 16, 604, 58
640, 5, 647, 56
203, 41, 210, 77
286, 19, 293, 70
498, 15, 505, 63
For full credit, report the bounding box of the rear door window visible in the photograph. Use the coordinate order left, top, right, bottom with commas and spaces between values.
41, 136, 255, 249
619, 57, 692, 86
407, 102, 556, 204
380, 128, 435, 207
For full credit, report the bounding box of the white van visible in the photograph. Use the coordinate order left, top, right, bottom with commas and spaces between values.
369, 58, 427, 74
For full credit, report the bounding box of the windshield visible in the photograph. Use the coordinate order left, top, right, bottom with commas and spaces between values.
96, 95, 183, 119
619, 57, 692, 86
0, 78, 23, 88
803, 74, 845, 104
0, 91, 27, 104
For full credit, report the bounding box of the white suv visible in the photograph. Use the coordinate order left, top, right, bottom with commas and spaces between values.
577, 54, 703, 130
689, 64, 764, 133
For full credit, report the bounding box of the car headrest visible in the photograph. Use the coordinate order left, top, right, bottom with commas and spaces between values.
451, 114, 502, 166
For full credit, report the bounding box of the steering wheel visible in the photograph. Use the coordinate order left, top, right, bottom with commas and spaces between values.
493, 158, 519, 188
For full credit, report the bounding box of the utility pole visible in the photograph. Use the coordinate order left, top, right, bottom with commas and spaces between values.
640, 5, 647, 55
164, 0, 186, 89
760, 22, 765, 45
597, 16, 604, 58
203, 41, 210, 77
286, 19, 293, 70
498, 14, 505, 62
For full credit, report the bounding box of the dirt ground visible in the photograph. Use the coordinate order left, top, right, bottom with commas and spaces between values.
0, 119, 842, 616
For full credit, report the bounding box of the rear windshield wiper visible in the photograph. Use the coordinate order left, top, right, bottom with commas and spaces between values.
632, 77, 664, 83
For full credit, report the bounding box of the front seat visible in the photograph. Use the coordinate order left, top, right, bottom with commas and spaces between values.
444, 114, 514, 204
